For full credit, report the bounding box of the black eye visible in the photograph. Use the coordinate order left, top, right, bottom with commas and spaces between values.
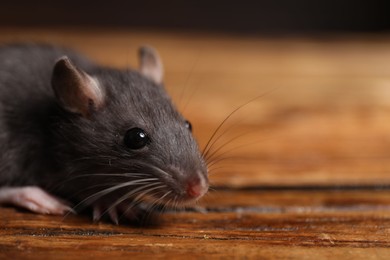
124, 128, 150, 149
185, 120, 192, 132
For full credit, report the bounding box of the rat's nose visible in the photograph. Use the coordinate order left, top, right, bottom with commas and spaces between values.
186, 174, 208, 199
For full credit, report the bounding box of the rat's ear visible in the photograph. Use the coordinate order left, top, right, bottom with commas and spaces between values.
52, 57, 104, 117
138, 46, 164, 85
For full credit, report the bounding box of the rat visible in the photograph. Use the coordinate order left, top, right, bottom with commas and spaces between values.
0, 43, 208, 224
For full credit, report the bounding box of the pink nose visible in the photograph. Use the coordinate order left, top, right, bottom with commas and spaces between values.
186, 177, 206, 198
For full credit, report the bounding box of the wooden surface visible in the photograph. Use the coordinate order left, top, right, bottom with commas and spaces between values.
1, 28, 390, 259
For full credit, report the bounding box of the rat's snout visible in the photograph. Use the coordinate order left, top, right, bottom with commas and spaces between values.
185, 172, 208, 199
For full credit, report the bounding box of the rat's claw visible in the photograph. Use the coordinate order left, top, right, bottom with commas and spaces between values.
92, 201, 141, 224
0, 186, 73, 215
93, 203, 118, 223
108, 207, 119, 225
92, 204, 103, 222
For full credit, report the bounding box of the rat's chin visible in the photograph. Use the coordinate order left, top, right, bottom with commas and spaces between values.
174, 191, 209, 206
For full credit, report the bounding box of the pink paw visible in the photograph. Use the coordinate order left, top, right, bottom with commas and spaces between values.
0, 186, 74, 215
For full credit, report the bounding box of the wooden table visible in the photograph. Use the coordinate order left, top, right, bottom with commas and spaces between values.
0, 28, 390, 259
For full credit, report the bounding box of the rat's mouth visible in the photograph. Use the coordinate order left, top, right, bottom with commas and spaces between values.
140, 179, 209, 207
135, 173, 208, 209
162, 168, 209, 205
131, 163, 209, 207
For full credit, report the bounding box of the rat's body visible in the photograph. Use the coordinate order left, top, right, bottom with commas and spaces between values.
0, 44, 208, 222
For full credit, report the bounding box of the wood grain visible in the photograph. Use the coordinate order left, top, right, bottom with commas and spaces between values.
1, 195, 390, 259
1, 28, 390, 258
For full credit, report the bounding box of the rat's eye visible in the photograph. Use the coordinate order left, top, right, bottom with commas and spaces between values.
124, 128, 150, 149
185, 120, 192, 132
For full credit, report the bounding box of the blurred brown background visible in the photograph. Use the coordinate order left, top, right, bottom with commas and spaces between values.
0, 0, 389, 187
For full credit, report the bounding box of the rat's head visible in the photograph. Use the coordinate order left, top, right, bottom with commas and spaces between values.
50, 46, 208, 210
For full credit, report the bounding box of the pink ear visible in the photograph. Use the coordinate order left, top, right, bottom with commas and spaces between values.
138, 46, 164, 85
51, 57, 105, 117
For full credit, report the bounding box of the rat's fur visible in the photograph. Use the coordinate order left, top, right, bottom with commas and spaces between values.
0, 44, 208, 220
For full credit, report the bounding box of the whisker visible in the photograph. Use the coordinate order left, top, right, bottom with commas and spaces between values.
178, 53, 201, 109
205, 128, 259, 162
163, 198, 173, 213
202, 118, 245, 159
118, 185, 167, 221
112, 182, 164, 207
61, 182, 121, 202
208, 186, 217, 192
154, 190, 172, 206
207, 137, 274, 168
139, 190, 172, 222
182, 77, 202, 113
65, 178, 159, 217
208, 164, 235, 174
101, 183, 163, 219
172, 195, 179, 213
202, 88, 279, 159
131, 185, 167, 207
145, 164, 175, 181
207, 155, 244, 169
51, 172, 153, 191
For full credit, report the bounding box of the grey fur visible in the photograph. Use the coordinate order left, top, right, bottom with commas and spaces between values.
0, 43, 208, 210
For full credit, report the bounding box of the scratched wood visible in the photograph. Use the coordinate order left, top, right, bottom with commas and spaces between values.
0, 193, 390, 259
0, 28, 390, 258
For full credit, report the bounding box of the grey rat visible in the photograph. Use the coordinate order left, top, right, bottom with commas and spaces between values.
0, 43, 208, 223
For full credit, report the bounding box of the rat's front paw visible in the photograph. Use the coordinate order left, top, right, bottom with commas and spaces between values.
0, 186, 74, 215
92, 201, 144, 225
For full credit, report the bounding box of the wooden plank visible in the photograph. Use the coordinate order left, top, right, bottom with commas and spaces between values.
1, 189, 390, 258
0, 206, 390, 259
200, 189, 390, 211
2, 189, 390, 258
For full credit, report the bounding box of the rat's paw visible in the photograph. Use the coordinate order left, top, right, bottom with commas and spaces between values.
0, 186, 74, 215
92, 201, 141, 225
